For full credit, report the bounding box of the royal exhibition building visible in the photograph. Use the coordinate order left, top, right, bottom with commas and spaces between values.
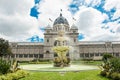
9, 13, 120, 61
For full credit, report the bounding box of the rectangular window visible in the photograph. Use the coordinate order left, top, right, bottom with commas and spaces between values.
116, 53, 119, 57
24, 54, 28, 58
74, 39, 76, 42
100, 53, 103, 56
90, 53, 94, 57
85, 54, 89, 57
80, 53, 84, 57
19, 54, 23, 58
11, 54, 15, 58
16, 54, 19, 58
34, 54, 38, 58
47, 39, 49, 42
95, 53, 99, 56
29, 54, 33, 58
39, 54, 43, 58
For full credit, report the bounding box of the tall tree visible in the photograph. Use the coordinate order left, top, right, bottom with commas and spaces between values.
0, 38, 12, 58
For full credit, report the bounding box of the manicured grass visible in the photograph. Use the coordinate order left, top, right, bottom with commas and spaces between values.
20, 70, 109, 80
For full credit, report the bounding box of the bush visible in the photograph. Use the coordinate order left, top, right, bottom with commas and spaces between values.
110, 58, 120, 73
6, 73, 19, 80
100, 57, 120, 80
0, 59, 11, 74
111, 72, 120, 80
0, 70, 29, 80
10, 60, 20, 72
100, 70, 107, 77
0, 75, 7, 80
102, 53, 113, 63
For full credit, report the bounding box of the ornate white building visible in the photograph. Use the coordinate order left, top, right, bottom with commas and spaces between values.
10, 13, 120, 61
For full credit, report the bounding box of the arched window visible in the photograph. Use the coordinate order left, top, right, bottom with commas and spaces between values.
74, 38, 76, 42
46, 51, 50, 54
47, 38, 49, 42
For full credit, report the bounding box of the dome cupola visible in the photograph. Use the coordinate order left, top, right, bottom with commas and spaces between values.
71, 24, 78, 29
53, 13, 69, 25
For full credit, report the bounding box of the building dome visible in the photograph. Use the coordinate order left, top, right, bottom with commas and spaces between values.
45, 24, 52, 29
53, 13, 69, 25
71, 24, 78, 29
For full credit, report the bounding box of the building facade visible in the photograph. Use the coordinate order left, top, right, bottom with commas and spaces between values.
9, 13, 120, 61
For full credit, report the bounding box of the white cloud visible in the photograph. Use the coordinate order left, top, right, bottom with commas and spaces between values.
0, 0, 120, 42
0, 0, 39, 42
76, 7, 104, 34
75, 6, 120, 41
38, 0, 72, 26
104, 0, 120, 11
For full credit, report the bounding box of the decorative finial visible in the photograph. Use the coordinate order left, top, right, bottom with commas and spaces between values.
60, 9, 62, 12
60, 9, 62, 16
60, 13, 62, 16
72, 17, 76, 24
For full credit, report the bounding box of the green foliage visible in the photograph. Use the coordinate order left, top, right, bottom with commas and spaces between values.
10, 59, 19, 72
111, 72, 120, 80
0, 75, 7, 80
0, 59, 20, 74
0, 38, 12, 57
110, 58, 120, 73
0, 70, 29, 80
100, 70, 107, 77
0, 59, 11, 74
102, 53, 113, 63
100, 57, 120, 80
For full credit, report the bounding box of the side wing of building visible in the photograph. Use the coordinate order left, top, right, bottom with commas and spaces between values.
79, 41, 120, 60
9, 42, 44, 61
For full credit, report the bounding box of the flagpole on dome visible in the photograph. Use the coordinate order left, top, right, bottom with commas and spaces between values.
72, 17, 76, 25
60, 9, 62, 16
48, 17, 53, 27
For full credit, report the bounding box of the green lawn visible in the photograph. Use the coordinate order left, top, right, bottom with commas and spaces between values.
20, 70, 109, 80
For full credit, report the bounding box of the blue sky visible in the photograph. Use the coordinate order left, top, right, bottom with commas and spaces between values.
0, 0, 120, 42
